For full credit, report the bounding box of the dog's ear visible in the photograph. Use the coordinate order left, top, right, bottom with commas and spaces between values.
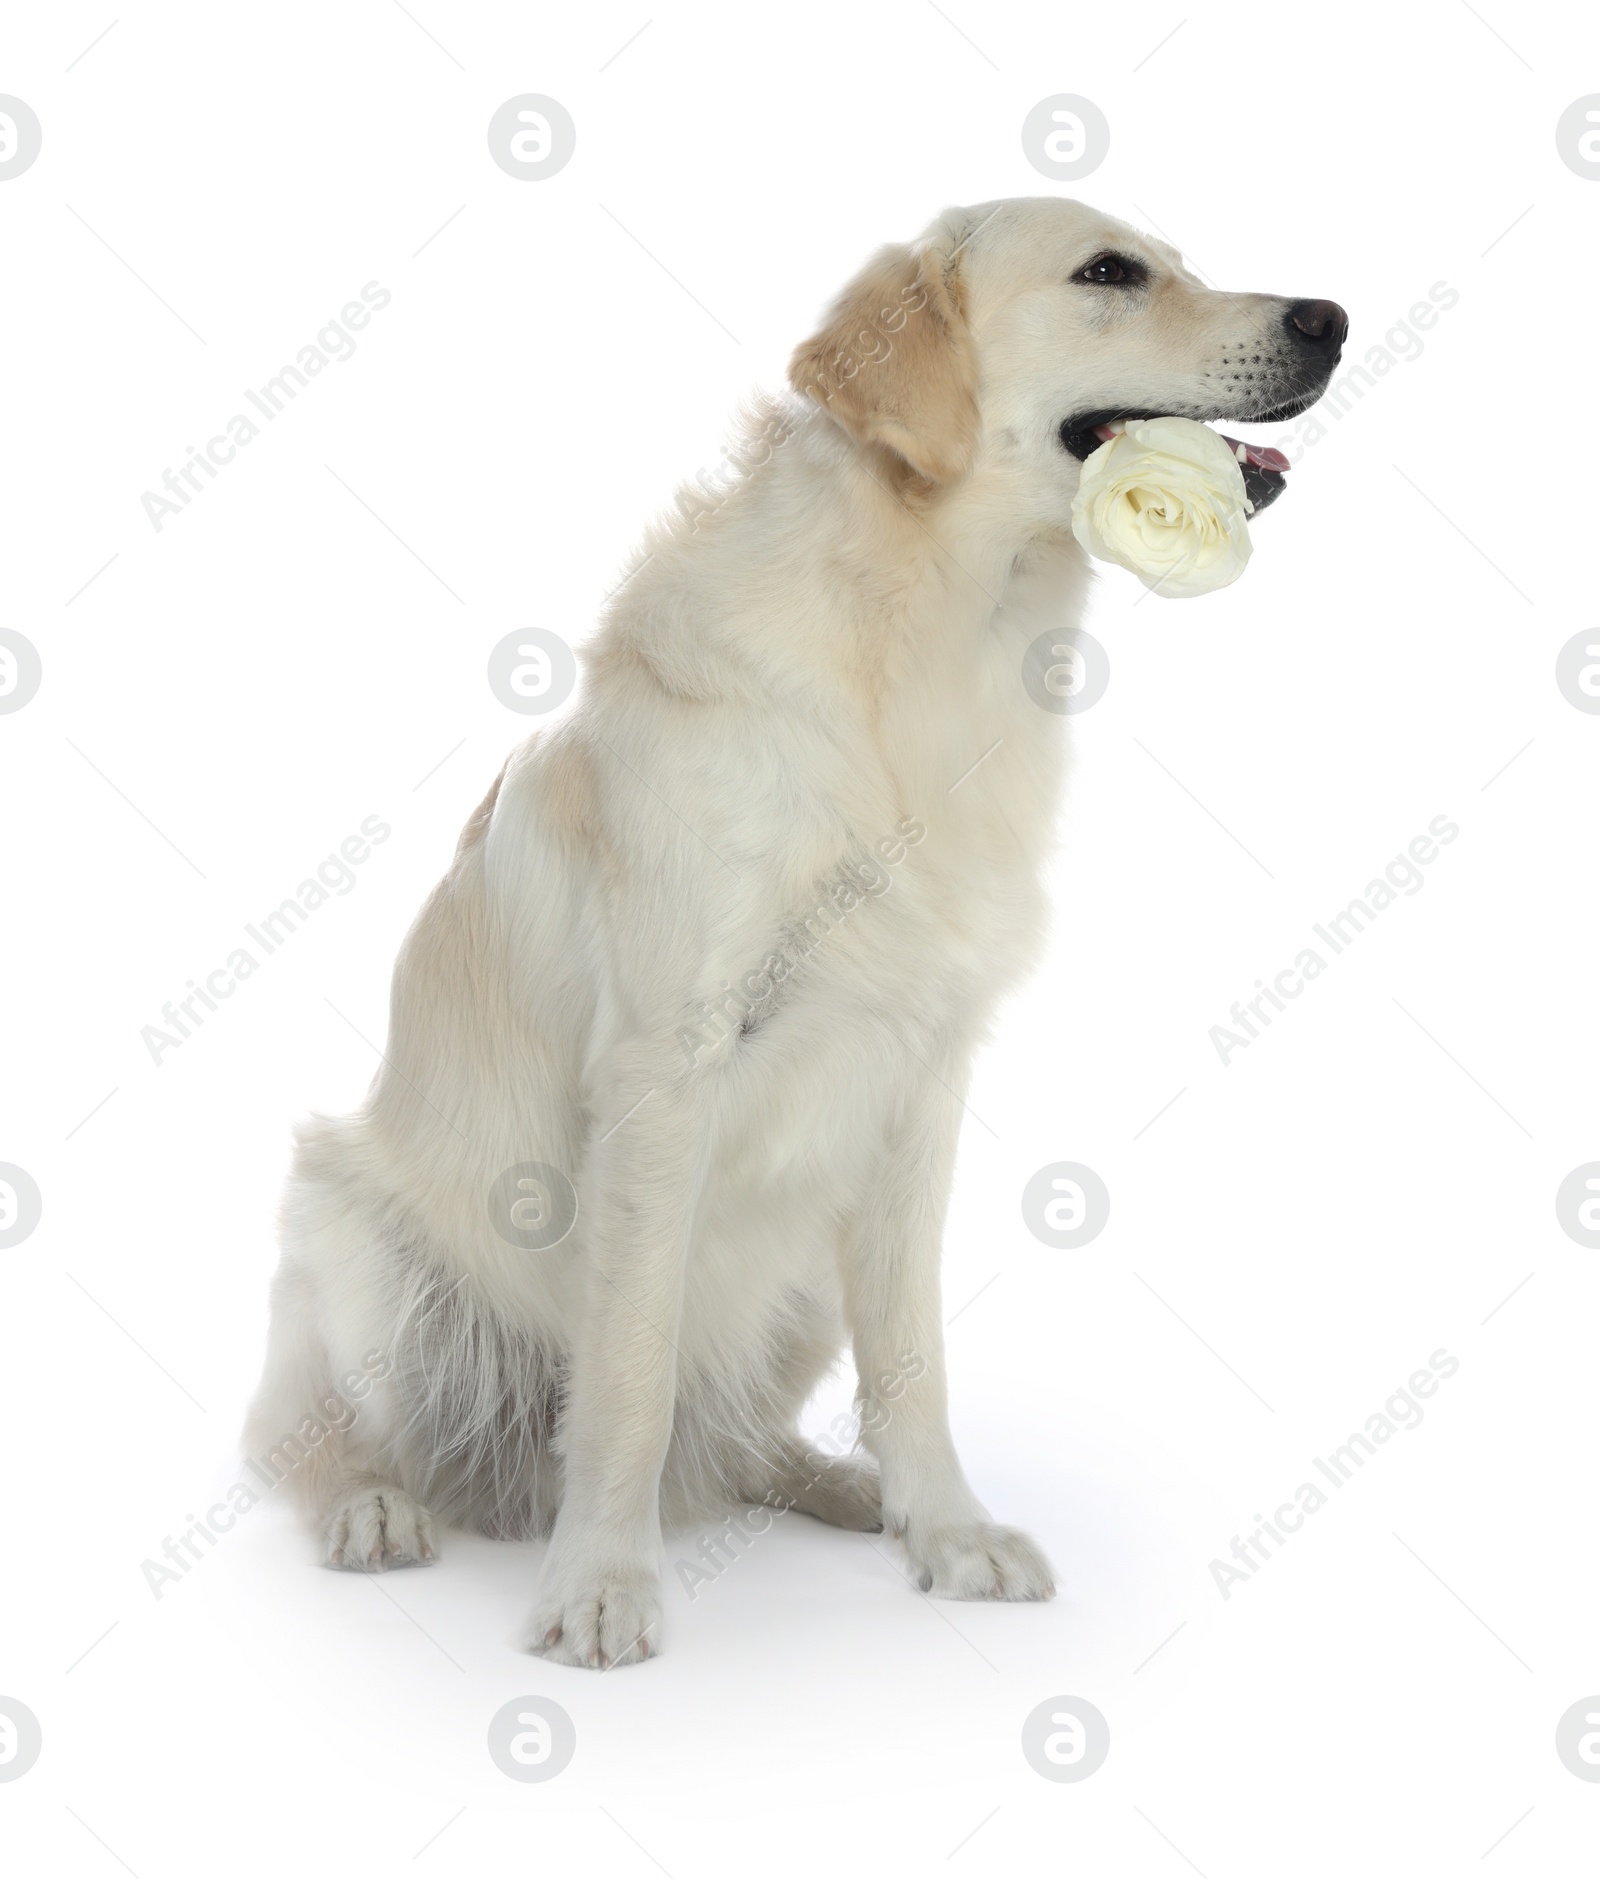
788, 234, 978, 485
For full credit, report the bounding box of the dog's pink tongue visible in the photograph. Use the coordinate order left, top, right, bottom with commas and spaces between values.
1224, 435, 1291, 473
1092, 420, 1289, 474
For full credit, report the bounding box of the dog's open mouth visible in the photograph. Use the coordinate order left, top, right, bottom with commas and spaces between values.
1060, 396, 1323, 513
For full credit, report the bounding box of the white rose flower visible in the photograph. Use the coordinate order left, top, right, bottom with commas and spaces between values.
1071, 416, 1254, 598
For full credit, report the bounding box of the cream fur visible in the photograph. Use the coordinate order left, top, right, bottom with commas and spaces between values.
245, 197, 1336, 1666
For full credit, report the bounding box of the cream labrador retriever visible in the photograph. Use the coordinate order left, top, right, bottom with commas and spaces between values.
246, 197, 1344, 1666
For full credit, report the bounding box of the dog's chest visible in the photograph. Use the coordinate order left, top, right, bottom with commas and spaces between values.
821, 608, 1067, 1034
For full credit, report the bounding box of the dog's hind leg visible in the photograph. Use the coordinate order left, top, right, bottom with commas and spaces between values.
243, 1243, 440, 1572
759, 1439, 883, 1530
323, 1475, 437, 1569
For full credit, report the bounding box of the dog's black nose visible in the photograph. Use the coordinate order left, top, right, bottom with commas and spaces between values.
1286, 298, 1348, 352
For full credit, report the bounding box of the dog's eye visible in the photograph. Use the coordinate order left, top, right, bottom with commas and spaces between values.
1079, 256, 1131, 284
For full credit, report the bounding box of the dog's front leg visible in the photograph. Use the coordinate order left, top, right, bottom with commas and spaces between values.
842, 1059, 1055, 1602
523, 1071, 706, 1668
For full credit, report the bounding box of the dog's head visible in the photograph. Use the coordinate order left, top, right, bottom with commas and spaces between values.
789, 197, 1345, 515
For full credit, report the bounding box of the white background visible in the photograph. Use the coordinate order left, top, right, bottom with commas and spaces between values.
3, 2, 1598, 1872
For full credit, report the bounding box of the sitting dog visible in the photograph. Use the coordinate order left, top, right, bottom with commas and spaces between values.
245, 196, 1343, 1666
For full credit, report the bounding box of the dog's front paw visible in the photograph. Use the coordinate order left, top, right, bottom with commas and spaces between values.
901, 1520, 1055, 1601
522, 1558, 662, 1668
326, 1484, 436, 1570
